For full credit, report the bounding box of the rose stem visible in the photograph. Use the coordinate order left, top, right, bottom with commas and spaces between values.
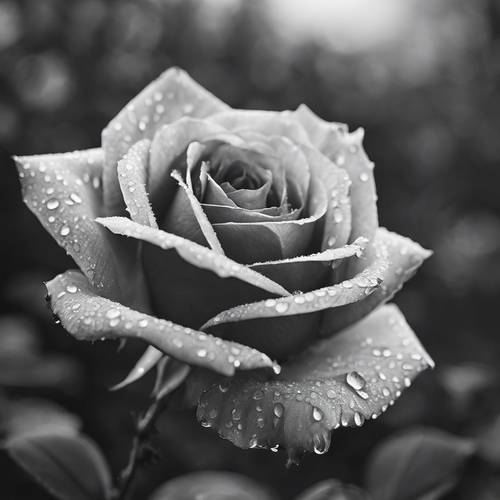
111, 395, 166, 500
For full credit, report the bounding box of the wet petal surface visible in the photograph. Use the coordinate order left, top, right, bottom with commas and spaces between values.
321, 228, 432, 336
102, 68, 229, 212
47, 271, 279, 377
98, 217, 290, 297
117, 139, 157, 228
192, 305, 433, 458
15, 149, 146, 306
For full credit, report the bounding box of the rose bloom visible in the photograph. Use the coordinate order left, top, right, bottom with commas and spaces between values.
15, 68, 433, 461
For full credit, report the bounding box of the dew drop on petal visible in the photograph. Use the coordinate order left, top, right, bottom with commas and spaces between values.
345, 371, 366, 391
354, 411, 365, 427
46, 198, 59, 210
106, 308, 120, 319
312, 406, 323, 422
273, 403, 284, 418
275, 302, 289, 314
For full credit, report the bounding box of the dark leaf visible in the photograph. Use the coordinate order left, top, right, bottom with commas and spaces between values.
365, 428, 475, 500
296, 479, 370, 500
5, 433, 112, 500
149, 471, 274, 500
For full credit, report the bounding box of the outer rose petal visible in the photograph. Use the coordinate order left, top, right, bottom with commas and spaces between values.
14, 149, 146, 307
208, 109, 312, 146
191, 305, 433, 459
102, 68, 229, 213
321, 228, 432, 336
294, 105, 378, 274
47, 271, 279, 377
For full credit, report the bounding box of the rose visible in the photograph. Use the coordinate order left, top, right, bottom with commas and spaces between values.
16, 68, 433, 459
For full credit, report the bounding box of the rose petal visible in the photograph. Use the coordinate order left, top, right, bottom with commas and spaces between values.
294, 105, 378, 273
321, 228, 432, 336
171, 170, 225, 254
299, 145, 352, 251
209, 109, 312, 145
191, 305, 433, 458
102, 68, 229, 212
201, 236, 387, 329
148, 118, 231, 219
97, 217, 291, 298
14, 149, 146, 306
203, 204, 301, 224
46, 271, 279, 377
212, 176, 326, 264
116, 139, 166, 386
249, 238, 368, 293
117, 139, 158, 228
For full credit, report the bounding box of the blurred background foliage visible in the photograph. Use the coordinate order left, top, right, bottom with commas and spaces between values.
1, 0, 500, 498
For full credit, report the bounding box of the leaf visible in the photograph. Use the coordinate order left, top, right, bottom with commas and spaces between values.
14, 149, 146, 305
153, 359, 191, 400
295, 479, 370, 500
46, 270, 279, 377
2, 399, 81, 439
98, 216, 290, 297
111, 345, 164, 391
5, 433, 112, 500
0, 316, 81, 390
149, 471, 274, 500
192, 305, 433, 459
102, 67, 229, 212
321, 228, 432, 336
365, 428, 475, 500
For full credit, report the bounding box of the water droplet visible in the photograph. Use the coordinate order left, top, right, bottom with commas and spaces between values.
197, 348, 207, 358
327, 236, 337, 247
273, 403, 284, 418
313, 433, 330, 455
70, 193, 82, 204
46, 198, 60, 210
359, 172, 369, 182
106, 308, 120, 319
312, 406, 323, 422
60, 225, 70, 236
354, 411, 364, 427
346, 371, 366, 391
275, 302, 289, 314
253, 390, 264, 400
